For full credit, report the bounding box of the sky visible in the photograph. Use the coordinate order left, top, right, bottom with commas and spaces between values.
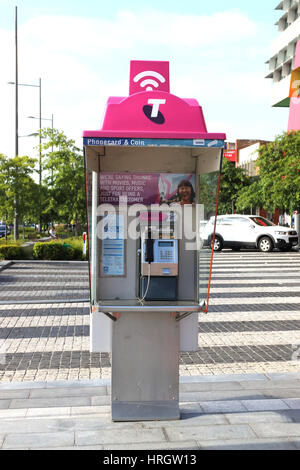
0, 0, 290, 162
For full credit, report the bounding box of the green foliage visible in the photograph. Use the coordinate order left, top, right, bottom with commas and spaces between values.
218, 158, 250, 214
199, 172, 220, 219
0, 245, 24, 260
40, 128, 86, 233
0, 154, 37, 237
33, 239, 86, 261
236, 180, 264, 213
256, 131, 300, 213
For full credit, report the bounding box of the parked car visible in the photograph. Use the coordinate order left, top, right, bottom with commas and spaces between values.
0, 225, 11, 238
202, 214, 298, 252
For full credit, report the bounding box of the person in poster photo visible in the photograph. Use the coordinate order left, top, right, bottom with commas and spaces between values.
164, 180, 195, 205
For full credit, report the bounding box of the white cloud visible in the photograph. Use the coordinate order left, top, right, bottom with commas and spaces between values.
19, 10, 258, 56
0, 8, 282, 161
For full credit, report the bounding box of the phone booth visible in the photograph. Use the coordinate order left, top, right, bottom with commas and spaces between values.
83, 61, 226, 421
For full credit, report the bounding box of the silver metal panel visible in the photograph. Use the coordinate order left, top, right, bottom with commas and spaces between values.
97, 300, 201, 313
178, 237, 195, 300
111, 311, 179, 421
112, 401, 180, 422
91, 171, 99, 303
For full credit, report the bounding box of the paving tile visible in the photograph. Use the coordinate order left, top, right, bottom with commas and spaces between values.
3, 431, 75, 449
241, 399, 290, 412
179, 381, 243, 392
0, 417, 62, 434
225, 411, 294, 425
179, 402, 202, 413
0, 409, 27, 419
142, 413, 228, 427
9, 396, 91, 409
26, 407, 71, 418
71, 406, 111, 416
262, 389, 300, 400
197, 438, 297, 450
34, 445, 105, 450
102, 441, 200, 450
164, 424, 256, 442
280, 410, 300, 422
199, 400, 247, 414
45, 379, 110, 388
283, 398, 300, 409
180, 390, 265, 403
0, 400, 11, 409
0, 415, 114, 434
29, 386, 107, 399
0, 390, 30, 399
91, 396, 111, 406
0, 382, 46, 390
251, 423, 300, 438
292, 439, 300, 449
180, 374, 268, 383
267, 373, 300, 381
75, 428, 166, 446
240, 380, 300, 390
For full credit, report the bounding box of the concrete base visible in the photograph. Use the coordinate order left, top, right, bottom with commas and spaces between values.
112, 401, 180, 422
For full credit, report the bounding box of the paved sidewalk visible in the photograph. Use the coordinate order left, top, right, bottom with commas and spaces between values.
0, 372, 300, 450
1, 253, 300, 382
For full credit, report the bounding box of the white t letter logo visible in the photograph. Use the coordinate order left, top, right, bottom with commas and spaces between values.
147, 99, 166, 117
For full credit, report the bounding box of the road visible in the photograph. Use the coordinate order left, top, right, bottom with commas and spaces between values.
0, 252, 300, 382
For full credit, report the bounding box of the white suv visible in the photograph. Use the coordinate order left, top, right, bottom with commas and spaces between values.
202, 214, 298, 252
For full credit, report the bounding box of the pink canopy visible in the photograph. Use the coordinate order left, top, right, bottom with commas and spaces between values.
83, 60, 226, 141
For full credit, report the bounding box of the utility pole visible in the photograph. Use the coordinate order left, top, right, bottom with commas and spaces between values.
14, 5, 19, 241
39, 77, 42, 233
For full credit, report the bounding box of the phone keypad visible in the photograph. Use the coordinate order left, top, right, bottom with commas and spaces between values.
159, 250, 174, 261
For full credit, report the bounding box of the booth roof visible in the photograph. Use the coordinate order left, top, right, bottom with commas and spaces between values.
82, 91, 226, 141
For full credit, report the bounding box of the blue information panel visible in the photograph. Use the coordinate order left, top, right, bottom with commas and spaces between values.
83, 137, 225, 148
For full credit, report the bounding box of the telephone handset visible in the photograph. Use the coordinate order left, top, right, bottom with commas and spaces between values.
138, 230, 153, 303
145, 230, 154, 264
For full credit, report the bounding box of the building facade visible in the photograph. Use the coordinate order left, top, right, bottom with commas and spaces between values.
266, 0, 300, 107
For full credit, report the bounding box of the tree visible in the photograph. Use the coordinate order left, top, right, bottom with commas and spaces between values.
41, 128, 86, 234
218, 158, 250, 214
199, 172, 220, 219
0, 154, 37, 240
256, 131, 300, 214
236, 179, 264, 213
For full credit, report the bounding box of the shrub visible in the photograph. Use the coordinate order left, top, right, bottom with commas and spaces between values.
0, 245, 24, 260
63, 237, 87, 260
33, 242, 72, 260
33, 240, 86, 261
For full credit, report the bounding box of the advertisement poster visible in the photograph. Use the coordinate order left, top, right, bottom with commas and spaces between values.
99, 173, 195, 205
101, 214, 125, 276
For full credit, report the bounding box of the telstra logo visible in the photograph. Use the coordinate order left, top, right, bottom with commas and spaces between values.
133, 71, 166, 92
143, 98, 166, 124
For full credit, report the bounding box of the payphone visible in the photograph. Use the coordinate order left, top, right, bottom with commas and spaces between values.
83, 59, 225, 421
139, 220, 178, 301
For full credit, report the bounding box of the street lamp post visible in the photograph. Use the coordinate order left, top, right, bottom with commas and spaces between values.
14, 5, 18, 240
8, 7, 44, 239
8, 78, 42, 232
28, 113, 54, 154
28, 114, 54, 188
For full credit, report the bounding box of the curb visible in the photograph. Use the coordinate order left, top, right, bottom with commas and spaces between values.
0, 299, 90, 305
1, 371, 300, 391
11, 260, 88, 265
0, 261, 13, 272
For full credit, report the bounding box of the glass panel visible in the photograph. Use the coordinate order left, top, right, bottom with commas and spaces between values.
198, 170, 221, 311
85, 146, 223, 310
